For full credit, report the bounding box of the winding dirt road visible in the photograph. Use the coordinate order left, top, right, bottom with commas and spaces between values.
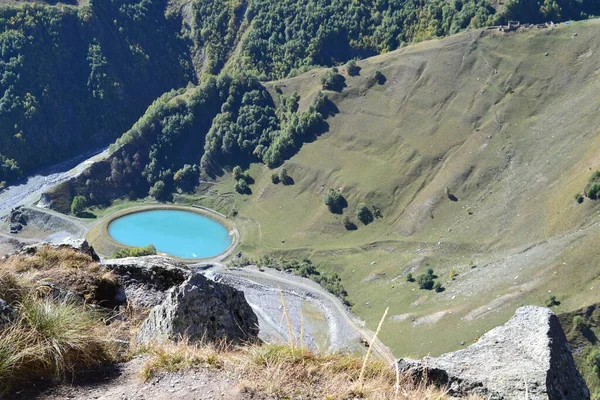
204, 264, 396, 365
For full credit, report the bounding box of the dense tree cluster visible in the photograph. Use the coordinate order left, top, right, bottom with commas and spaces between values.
230, 0, 497, 80
356, 203, 374, 225
201, 75, 326, 174
193, 0, 600, 81
52, 74, 326, 209
0, 1, 193, 185
502, 0, 599, 23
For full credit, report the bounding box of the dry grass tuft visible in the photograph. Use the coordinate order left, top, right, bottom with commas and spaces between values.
0, 246, 118, 306
0, 295, 117, 396
0, 247, 123, 396
3, 247, 95, 274
138, 339, 224, 381
135, 340, 479, 400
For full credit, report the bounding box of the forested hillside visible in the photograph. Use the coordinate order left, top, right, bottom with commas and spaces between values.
45, 72, 328, 211
0, 1, 194, 187
1, 0, 599, 188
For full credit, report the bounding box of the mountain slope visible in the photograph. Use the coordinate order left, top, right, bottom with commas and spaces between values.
2, 0, 600, 185
191, 20, 600, 356
41, 14, 600, 358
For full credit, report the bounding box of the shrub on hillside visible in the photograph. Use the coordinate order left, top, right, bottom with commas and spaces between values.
70, 195, 87, 216
232, 166, 243, 180
546, 295, 560, 307
575, 193, 584, 204
149, 181, 167, 200
417, 273, 434, 290
174, 164, 199, 193
323, 189, 347, 214
346, 60, 360, 76
343, 216, 357, 231
356, 203, 374, 225
112, 244, 157, 259
573, 315, 587, 330
373, 70, 386, 85
278, 168, 292, 185
321, 68, 345, 91
588, 348, 600, 377
235, 179, 251, 194
585, 171, 600, 199
406, 273, 414, 282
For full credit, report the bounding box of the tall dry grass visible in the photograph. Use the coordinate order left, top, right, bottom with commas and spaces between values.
0, 248, 120, 397
0, 295, 116, 395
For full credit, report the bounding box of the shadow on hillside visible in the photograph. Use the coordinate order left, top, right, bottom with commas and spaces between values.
328, 76, 347, 92
15, 362, 124, 399
581, 325, 598, 345
320, 97, 340, 118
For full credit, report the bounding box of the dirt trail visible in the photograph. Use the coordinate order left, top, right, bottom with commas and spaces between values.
31, 358, 254, 400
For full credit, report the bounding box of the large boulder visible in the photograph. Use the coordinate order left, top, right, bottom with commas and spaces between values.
398, 306, 589, 399
136, 273, 259, 344
102, 256, 191, 307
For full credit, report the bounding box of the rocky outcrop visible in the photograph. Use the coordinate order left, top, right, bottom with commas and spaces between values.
102, 256, 191, 307
19, 237, 99, 261
136, 273, 259, 344
398, 306, 589, 399
6, 206, 27, 234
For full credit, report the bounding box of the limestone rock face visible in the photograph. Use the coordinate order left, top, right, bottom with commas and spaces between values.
101, 256, 191, 307
398, 306, 589, 399
136, 273, 259, 344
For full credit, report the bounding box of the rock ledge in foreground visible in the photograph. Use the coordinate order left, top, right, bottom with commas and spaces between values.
137, 273, 259, 344
398, 306, 589, 400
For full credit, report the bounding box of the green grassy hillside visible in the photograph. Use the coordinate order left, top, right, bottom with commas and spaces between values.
197, 20, 600, 356
50, 18, 600, 360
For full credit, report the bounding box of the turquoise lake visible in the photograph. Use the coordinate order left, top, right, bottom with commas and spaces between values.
108, 209, 232, 259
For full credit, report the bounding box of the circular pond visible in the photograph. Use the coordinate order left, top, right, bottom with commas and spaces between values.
108, 209, 233, 259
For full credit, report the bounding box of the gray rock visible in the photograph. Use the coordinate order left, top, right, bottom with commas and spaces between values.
19, 237, 99, 261
0, 299, 16, 327
54, 238, 100, 261
398, 306, 589, 399
102, 256, 191, 307
136, 273, 259, 344
9, 206, 27, 225
9, 223, 22, 234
